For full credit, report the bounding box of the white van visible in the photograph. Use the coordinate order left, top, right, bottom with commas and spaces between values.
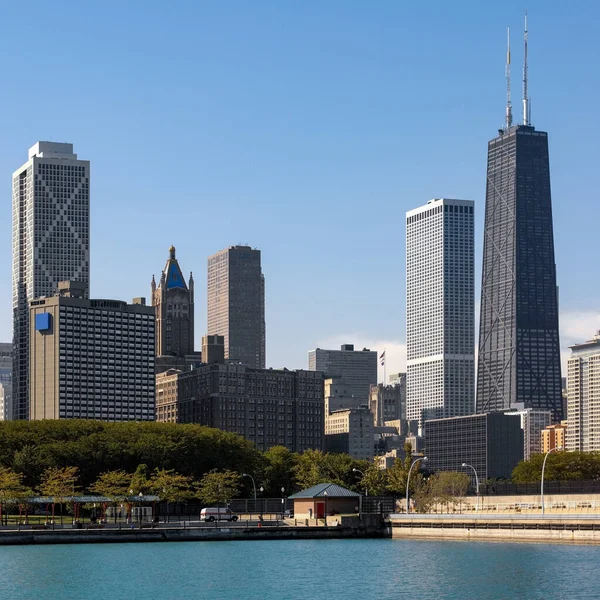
200, 507, 239, 522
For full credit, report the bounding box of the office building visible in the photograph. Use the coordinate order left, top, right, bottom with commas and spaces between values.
505, 405, 552, 460
29, 281, 155, 421
0, 343, 11, 421
207, 245, 265, 369
369, 376, 406, 426
406, 198, 475, 430
12, 142, 90, 420
155, 364, 323, 452
308, 344, 377, 403
542, 422, 567, 454
566, 332, 600, 451
425, 413, 524, 484
325, 406, 374, 461
152, 246, 199, 373
202, 334, 225, 364
477, 29, 562, 420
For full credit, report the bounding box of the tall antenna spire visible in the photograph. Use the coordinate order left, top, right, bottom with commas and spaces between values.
523, 11, 530, 125
505, 26, 513, 129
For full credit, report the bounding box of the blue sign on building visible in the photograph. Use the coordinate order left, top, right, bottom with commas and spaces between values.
35, 313, 52, 332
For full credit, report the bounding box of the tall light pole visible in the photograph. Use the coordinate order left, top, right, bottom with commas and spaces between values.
462, 463, 480, 512
323, 490, 328, 525
541, 446, 562, 515
352, 468, 367, 497
406, 457, 428, 514
281, 487, 285, 520
242, 473, 257, 500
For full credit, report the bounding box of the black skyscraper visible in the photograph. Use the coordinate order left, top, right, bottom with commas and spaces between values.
477, 123, 562, 420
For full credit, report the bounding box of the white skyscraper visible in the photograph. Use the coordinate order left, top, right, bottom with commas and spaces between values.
406, 198, 474, 431
12, 142, 90, 420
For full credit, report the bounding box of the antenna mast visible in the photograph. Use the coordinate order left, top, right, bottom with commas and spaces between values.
523, 11, 530, 125
505, 27, 513, 129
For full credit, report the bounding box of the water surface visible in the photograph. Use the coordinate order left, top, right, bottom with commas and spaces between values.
0, 539, 598, 599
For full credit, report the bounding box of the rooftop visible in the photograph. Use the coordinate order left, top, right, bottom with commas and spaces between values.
288, 483, 360, 499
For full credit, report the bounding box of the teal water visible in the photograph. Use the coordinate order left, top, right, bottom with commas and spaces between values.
0, 539, 598, 599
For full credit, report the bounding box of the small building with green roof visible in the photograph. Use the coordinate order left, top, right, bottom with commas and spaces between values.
288, 483, 360, 519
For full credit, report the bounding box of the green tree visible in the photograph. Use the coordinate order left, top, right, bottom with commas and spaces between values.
150, 469, 193, 502
262, 446, 297, 495
0, 467, 32, 525
129, 464, 149, 494
360, 464, 388, 496
197, 470, 241, 505
12, 445, 46, 488
386, 443, 415, 496
89, 470, 132, 499
428, 472, 470, 512
39, 466, 79, 523
293, 449, 326, 490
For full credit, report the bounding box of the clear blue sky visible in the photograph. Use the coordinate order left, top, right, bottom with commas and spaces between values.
1, 0, 599, 377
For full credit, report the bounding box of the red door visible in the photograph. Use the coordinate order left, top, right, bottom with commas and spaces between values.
316, 502, 325, 519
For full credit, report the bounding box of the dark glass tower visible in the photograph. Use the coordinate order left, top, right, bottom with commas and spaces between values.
476, 124, 563, 421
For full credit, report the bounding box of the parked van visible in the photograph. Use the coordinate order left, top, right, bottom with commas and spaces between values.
200, 507, 239, 522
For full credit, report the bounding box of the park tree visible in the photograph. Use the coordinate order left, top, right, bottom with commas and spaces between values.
359, 464, 388, 496
197, 470, 241, 505
0, 467, 32, 525
293, 449, 326, 490
39, 466, 80, 523
428, 472, 470, 512
386, 443, 416, 496
129, 464, 150, 495
261, 446, 297, 496
150, 468, 193, 521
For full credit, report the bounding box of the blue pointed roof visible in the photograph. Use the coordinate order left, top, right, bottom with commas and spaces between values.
161, 246, 187, 291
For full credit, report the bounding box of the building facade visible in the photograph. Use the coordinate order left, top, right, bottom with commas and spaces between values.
12, 142, 90, 420
325, 406, 374, 461
369, 376, 406, 426
207, 246, 265, 369
542, 422, 567, 454
201, 334, 225, 364
406, 198, 475, 430
425, 413, 524, 484
505, 405, 552, 460
155, 364, 323, 452
566, 333, 600, 451
0, 343, 12, 421
29, 282, 155, 421
152, 246, 194, 361
477, 125, 562, 421
308, 344, 377, 403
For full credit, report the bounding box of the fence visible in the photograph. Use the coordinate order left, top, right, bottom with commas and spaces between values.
479, 480, 600, 497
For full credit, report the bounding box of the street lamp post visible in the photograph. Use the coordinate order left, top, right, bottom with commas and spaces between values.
323, 491, 328, 525
462, 463, 480, 512
541, 446, 562, 515
352, 468, 367, 497
138, 492, 143, 528
128, 489, 133, 524
281, 487, 285, 521
242, 473, 257, 500
406, 457, 428, 514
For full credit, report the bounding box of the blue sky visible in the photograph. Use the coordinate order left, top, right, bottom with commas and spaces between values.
1, 0, 599, 378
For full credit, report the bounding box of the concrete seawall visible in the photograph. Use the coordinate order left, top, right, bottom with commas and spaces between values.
0, 522, 389, 546
390, 514, 600, 544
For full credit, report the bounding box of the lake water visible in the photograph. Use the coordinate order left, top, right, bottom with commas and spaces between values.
0, 539, 598, 599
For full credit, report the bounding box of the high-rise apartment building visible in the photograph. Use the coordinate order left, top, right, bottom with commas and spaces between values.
542, 422, 567, 454
155, 364, 323, 452
12, 142, 90, 420
566, 332, 600, 451
152, 246, 197, 373
406, 198, 475, 430
477, 31, 562, 420
207, 246, 265, 368
308, 344, 377, 403
0, 343, 12, 421
29, 281, 155, 421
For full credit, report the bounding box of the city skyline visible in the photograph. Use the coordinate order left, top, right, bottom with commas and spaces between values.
0, 3, 599, 380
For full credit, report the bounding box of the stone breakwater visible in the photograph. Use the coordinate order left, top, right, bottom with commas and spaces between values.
390, 514, 600, 544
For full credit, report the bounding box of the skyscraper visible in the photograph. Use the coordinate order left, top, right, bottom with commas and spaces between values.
476, 20, 563, 420
12, 142, 90, 420
207, 246, 265, 368
152, 246, 195, 373
566, 332, 600, 452
406, 198, 475, 430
